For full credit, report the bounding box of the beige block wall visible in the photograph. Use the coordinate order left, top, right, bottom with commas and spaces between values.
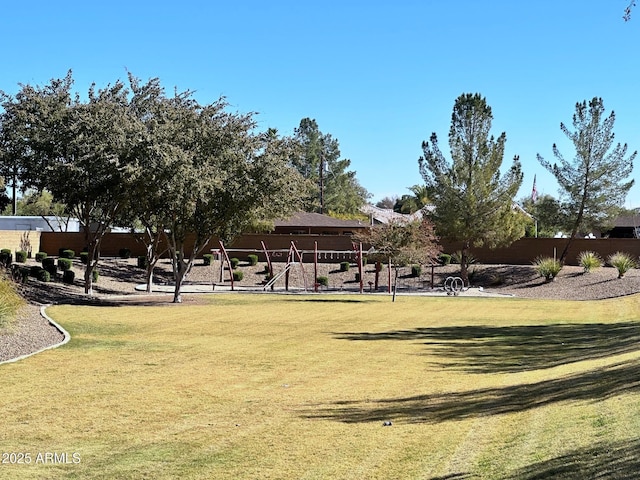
0, 230, 42, 256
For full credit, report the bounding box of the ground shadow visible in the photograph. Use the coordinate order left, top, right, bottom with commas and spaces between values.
502, 437, 640, 480
335, 322, 640, 373
302, 359, 640, 424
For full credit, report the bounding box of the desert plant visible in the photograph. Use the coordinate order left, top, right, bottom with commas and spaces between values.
247, 254, 258, 266
577, 251, 603, 273
451, 250, 476, 265
438, 253, 451, 265
316, 276, 329, 287
533, 256, 562, 282
607, 251, 636, 278
230, 257, 240, 269
35, 252, 47, 262
411, 264, 422, 277
0, 249, 12, 267
61, 249, 75, 259
37, 269, 51, 282
340, 261, 350, 272
15, 250, 27, 263
92, 269, 99, 283
63, 270, 75, 284
203, 254, 214, 266
57, 258, 73, 271
232, 270, 243, 281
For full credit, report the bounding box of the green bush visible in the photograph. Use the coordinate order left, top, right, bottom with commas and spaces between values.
37, 269, 51, 282
577, 251, 602, 273
533, 256, 562, 282
203, 254, 214, 266
451, 250, 477, 265
232, 270, 243, 281
439, 253, 452, 265
607, 251, 636, 278
42, 257, 56, 268
247, 254, 259, 266
316, 276, 329, 287
0, 249, 12, 267
63, 270, 75, 284
57, 258, 73, 271
119, 248, 131, 259
35, 252, 47, 262
137, 256, 148, 269
61, 249, 75, 259
230, 257, 240, 269
19, 267, 30, 283
340, 261, 350, 272
29, 265, 43, 278
80, 252, 89, 264
92, 269, 99, 283
411, 265, 422, 277
15, 250, 27, 263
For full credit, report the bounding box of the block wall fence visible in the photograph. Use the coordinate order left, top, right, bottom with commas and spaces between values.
29, 232, 640, 266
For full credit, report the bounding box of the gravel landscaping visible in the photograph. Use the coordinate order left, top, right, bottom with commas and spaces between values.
2, 256, 640, 363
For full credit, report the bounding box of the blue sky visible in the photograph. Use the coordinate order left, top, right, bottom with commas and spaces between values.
2, 1, 640, 206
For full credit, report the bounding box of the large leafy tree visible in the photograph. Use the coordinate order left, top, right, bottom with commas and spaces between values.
419, 93, 524, 283
126, 77, 308, 302
520, 194, 570, 238
537, 97, 636, 262
1, 72, 145, 294
292, 118, 370, 215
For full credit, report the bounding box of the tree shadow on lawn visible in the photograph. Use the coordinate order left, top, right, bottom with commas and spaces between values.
334, 322, 640, 373
502, 437, 640, 480
302, 358, 640, 424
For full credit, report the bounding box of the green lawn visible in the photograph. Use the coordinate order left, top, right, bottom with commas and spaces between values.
2, 294, 640, 479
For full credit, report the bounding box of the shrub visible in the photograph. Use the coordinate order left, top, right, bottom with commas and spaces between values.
411, 265, 422, 277
137, 256, 148, 269
80, 252, 89, 264
230, 257, 240, 269
92, 269, 99, 283
30, 265, 43, 278
61, 249, 75, 259
203, 254, 214, 266
355, 273, 361, 282
0, 249, 12, 267
119, 248, 131, 259
42, 257, 56, 269
340, 261, 350, 272
14, 250, 27, 263
607, 251, 636, 278
63, 270, 75, 284
577, 251, 602, 273
439, 253, 451, 265
451, 250, 477, 265
57, 258, 73, 271
316, 276, 329, 287
247, 254, 259, 266
35, 252, 47, 262
533, 256, 562, 282
232, 270, 243, 281
19, 268, 30, 283
37, 269, 51, 282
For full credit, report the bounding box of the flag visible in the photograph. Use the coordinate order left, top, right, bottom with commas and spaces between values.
531, 175, 538, 203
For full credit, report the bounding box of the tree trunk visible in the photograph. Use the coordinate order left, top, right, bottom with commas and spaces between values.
459, 243, 470, 285
392, 266, 399, 302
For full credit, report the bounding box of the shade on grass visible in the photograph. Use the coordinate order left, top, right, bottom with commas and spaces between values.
1, 294, 640, 479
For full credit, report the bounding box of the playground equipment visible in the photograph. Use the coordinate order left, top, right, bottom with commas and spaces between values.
443, 276, 466, 296
213, 240, 366, 293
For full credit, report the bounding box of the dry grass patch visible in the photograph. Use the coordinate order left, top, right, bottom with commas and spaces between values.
1, 294, 640, 479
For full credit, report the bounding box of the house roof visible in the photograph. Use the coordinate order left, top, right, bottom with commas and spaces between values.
274, 212, 367, 229
612, 214, 640, 228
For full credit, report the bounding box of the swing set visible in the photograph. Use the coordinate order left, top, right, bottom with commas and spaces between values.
213, 240, 366, 293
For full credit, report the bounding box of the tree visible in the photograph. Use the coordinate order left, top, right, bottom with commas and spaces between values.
520, 194, 569, 238
3, 189, 72, 230
1, 72, 145, 294
375, 196, 398, 209
625, 1, 636, 21
419, 93, 524, 283
292, 118, 370, 215
125, 79, 308, 303
537, 97, 636, 262
356, 219, 440, 301
393, 184, 432, 214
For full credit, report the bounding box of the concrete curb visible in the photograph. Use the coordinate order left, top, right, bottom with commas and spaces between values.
0, 305, 71, 366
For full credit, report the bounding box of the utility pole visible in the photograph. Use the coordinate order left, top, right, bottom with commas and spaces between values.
319, 152, 324, 214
